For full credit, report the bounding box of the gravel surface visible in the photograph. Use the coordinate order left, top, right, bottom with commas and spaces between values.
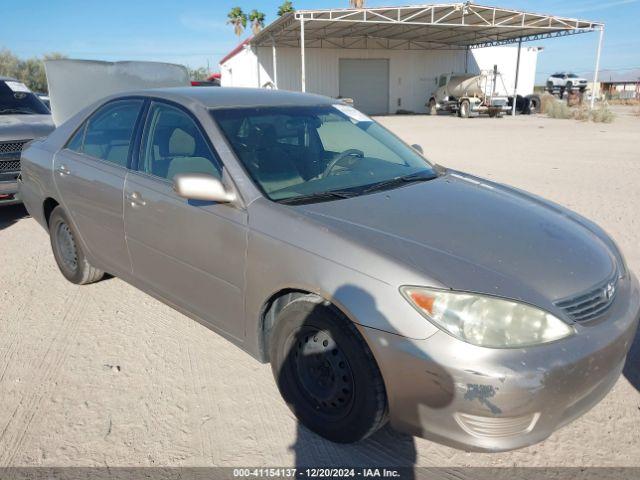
0, 108, 638, 468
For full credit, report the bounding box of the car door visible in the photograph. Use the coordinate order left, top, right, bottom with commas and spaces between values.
123, 100, 248, 340
53, 98, 144, 275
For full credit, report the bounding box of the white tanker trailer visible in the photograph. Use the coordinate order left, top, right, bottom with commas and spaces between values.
427, 68, 511, 118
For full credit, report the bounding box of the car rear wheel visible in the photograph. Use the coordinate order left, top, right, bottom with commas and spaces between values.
49, 206, 104, 285
269, 294, 388, 443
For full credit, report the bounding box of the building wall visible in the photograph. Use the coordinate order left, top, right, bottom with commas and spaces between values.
221, 45, 539, 114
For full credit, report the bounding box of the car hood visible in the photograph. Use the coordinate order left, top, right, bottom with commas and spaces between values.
296, 171, 617, 303
0, 114, 55, 142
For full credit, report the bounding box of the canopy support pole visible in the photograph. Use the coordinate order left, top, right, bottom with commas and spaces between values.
465, 46, 469, 73
300, 18, 306, 92
590, 26, 604, 110
511, 38, 522, 117
272, 37, 278, 89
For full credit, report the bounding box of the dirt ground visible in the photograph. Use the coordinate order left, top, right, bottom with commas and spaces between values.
0, 107, 639, 469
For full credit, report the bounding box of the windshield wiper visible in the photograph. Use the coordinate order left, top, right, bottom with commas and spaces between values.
278, 190, 357, 205
361, 172, 438, 194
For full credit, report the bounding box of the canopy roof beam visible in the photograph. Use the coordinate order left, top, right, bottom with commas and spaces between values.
252, 2, 603, 50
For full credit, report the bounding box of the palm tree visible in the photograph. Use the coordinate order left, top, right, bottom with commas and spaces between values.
249, 10, 266, 35
227, 7, 248, 37
349, 0, 365, 8
277, 1, 295, 17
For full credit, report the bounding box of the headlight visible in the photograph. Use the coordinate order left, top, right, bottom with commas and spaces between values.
400, 286, 574, 348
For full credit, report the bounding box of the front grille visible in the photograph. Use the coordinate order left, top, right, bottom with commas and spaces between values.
0, 140, 28, 154
555, 273, 618, 323
0, 140, 28, 173
0, 159, 20, 172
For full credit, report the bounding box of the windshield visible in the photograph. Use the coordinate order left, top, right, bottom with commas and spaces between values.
212, 105, 436, 203
567, 74, 579, 78
0, 80, 50, 115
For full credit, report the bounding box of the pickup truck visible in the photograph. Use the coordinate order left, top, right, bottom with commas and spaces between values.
0, 76, 54, 205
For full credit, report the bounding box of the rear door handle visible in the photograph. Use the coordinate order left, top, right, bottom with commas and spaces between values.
56, 165, 71, 176
126, 191, 146, 207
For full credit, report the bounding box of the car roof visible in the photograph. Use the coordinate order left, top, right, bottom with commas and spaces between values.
0, 76, 18, 82
120, 87, 338, 109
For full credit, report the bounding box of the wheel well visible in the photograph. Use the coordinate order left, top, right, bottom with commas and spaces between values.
43, 198, 59, 226
259, 289, 317, 363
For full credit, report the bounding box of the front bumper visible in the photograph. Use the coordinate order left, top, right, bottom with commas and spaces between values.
0, 180, 20, 206
362, 272, 640, 452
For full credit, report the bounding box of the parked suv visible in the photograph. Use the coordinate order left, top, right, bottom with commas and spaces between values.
0, 76, 54, 205
546, 73, 588, 93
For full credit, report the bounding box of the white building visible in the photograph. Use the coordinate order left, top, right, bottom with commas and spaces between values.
221, 43, 540, 114
220, 3, 604, 114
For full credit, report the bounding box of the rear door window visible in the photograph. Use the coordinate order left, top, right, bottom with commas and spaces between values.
71, 99, 143, 167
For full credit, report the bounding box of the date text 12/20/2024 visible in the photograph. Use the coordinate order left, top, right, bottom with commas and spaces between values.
233, 468, 401, 478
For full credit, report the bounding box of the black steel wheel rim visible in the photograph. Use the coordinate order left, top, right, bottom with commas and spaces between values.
289, 327, 355, 419
56, 222, 78, 272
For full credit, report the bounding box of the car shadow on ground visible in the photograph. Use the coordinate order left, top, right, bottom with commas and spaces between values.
0, 204, 28, 231
623, 322, 640, 393
291, 423, 417, 473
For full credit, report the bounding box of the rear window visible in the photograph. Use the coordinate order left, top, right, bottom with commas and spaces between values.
0, 81, 50, 115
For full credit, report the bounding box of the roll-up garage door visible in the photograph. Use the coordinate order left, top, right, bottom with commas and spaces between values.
339, 59, 389, 115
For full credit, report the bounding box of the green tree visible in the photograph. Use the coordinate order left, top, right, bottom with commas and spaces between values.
277, 1, 295, 17
227, 7, 248, 37
249, 10, 266, 35
0, 48, 67, 93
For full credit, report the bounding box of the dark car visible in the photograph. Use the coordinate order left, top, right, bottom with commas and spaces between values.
0, 76, 54, 205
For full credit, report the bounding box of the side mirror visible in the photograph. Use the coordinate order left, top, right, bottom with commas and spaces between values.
412, 144, 424, 154
173, 173, 236, 203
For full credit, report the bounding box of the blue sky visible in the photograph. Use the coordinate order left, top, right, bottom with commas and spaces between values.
2, 0, 639, 83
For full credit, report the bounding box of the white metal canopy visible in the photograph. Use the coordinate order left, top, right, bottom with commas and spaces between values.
247, 3, 605, 108
252, 3, 603, 50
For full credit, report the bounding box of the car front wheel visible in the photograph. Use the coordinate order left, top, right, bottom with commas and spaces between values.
49, 206, 104, 285
269, 294, 388, 443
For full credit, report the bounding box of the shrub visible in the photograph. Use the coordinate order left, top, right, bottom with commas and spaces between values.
546, 99, 573, 119
540, 93, 556, 114
543, 96, 615, 123
590, 103, 615, 123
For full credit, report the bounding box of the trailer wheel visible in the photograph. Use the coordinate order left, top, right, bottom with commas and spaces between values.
427, 98, 437, 115
459, 100, 470, 118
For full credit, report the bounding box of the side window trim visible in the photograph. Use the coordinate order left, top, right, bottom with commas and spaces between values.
130, 98, 151, 172
135, 98, 224, 182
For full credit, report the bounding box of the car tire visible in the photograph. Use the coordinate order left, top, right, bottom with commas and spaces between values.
527, 94, 541, 114
49, 206, 104, 285
428, 98, 437, 115
269, 294, 388, 443
459, 99, 470, 118
546, 81, 554, 92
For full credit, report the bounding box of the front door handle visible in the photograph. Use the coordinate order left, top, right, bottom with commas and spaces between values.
126, 191, 146, 207
56, 165, 71, 176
